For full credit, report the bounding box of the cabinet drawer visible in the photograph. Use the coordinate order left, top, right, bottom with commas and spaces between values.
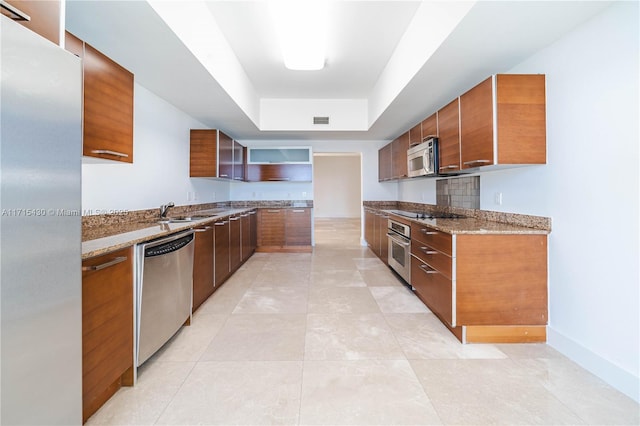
411, 243, 452, 279
411, 223, 452, 256
411, 256, 453, 326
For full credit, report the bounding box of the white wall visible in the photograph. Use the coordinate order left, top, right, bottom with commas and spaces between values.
314, 155, 362, 218
82, 84, 230, 213
398, 2, 639, 401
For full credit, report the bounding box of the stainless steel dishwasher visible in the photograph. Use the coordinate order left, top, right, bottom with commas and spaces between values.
135, 230, 195, 366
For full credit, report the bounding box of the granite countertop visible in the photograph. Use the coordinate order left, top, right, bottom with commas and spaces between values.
82, 208, 251, 259
380, 209, 550, 235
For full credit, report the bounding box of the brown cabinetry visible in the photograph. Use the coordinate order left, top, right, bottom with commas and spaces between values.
364, 208, 388, 264
460, 74, 546, 170
233, 141, 246, 182
247, 164, 312, 182
65, 32, 134, 163
240, 211, 256, 262
190, 129, 240, 179
214, 219, 230, 286
378, 143, 393, 182
421, 113, 438, 139
410, 222, 548, 343
4, 0, 61, 45
218, 131, 233, 179
229, 215, 242, 272
392, 132, 410, 179
81, 247, 134, 422
437, 98, 461, 174
192, 225, 214, 312
257, 208, 312, 252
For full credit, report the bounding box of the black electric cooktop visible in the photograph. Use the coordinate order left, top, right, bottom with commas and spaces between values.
388, 210, 465, 220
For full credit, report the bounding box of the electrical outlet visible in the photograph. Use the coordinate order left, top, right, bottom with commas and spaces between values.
302, 191, 307, 197
494, 192, 503, 205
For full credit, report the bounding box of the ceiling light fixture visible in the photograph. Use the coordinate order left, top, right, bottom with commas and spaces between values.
270, 0, 329, 71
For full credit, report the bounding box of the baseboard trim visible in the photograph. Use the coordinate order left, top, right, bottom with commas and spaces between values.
547, 327, 639, 402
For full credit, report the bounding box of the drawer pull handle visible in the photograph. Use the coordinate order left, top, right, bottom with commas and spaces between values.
233, 177, 243, 180
194, 226, 212, 232
462, 159, 491, 166
292, 209, 306, 213
214, 221, 227, 226
268, 178, 291, 181
267, 210, 281, 213
219, 174, 229, 177
240, 214, 249, 217
249, 211, 257, 215
90, 149, 129, 158
419, 264, 438, 274
82, 256, 127, 272
229, 217, 240, 221
420, 247, 438, 254
421, 229, 438, 235
439, 165, 459, 170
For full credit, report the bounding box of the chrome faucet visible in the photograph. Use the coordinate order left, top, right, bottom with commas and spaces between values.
159, 202, 175, 219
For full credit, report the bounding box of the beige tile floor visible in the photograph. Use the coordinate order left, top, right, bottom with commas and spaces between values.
87, 218, 639, 425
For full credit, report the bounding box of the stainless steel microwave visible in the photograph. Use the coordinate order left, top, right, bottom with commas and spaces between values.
407, 137, 438, 178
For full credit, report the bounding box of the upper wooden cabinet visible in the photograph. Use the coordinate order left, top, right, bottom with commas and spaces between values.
421, 113, 438, 140
233, 141, 246, 182
246, 147, 312, 182
65, 32, 134, 163
392, 132, 410, 179
437, 98, 461, 175
190, 129, 240, 179
409, 123, 422, 147
378, 143, 393, 182
3, 0, 61, 45
460, 74, 546, 170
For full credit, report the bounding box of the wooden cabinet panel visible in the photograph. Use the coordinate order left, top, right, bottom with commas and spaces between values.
364, 209, 375, 250
190, 130, 218, 177
437, 98, 461, 174
456, 234, 548, 326
285, 209, 311, 246
411, 244, 452, 279
192, 226, 214, 312
421, 113, 438, 139
229, 215, 242, 271
5, 0, 61, 45
496, 74, 546, 164
249, 210, 258, 254
233, 142, 246, 182
83, 42, 134, 163
392, 132, 410, 179
460, 76, 494, 169
410, 223, 452, 256
81, 247, 133, 423
241, 213, 251, 262
411, 257, 453, 326
409, 123, 422, 147
64, 31, 83, 58
258, 209, 285, 247
218, 131, 233, 179
247, 164, 312, 182
378, 143, 392, 181
376, 212, 389, 264
214, 220, 230, 286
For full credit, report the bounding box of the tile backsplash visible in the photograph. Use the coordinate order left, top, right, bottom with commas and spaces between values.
436, 176, 480, 209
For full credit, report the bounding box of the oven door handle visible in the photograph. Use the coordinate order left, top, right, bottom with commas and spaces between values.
387, 233, 410, 247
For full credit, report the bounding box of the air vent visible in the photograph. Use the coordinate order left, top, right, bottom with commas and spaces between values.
313, 116, 330, 125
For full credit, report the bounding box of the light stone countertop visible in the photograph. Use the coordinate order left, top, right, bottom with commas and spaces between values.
81, 208, 252, 259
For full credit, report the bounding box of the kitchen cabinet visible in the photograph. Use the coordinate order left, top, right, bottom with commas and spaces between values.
192, 225, 214, 312
3, 0, 61, 45
409, 123, 422, 147
364, 208, 388, 263
460, 74, 546, 170
190, 129, 238, 179
437, 98, 461, 174
214, 219, 231, 286
233, 140, 246, 182
364, 209, 375, 251
246, 147, 312, 182
421, 113, 438, 140
257, 208, 312, 252
229, 215, 242, 272
392, 132, 410, 179
81, 247, 134, 423
410, 222, 548, 343
378, 143, 393, 181
78, 36, 134, 163
240, 211, 256, 262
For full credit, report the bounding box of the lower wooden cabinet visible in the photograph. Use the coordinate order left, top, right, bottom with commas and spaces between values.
229, 215, 242, 271
257, 208, 312, 252
81, 247, 134, 423
364, 208, 389, 263
192, 225, 214, 312
241, 211, 257, 262
214, 219, 231, 286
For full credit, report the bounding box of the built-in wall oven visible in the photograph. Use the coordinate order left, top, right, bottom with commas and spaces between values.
387, 219, 411, 283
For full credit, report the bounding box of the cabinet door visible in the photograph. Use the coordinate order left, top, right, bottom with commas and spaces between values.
378, 143, 392, 181
421, 113, 438, 139
233, 141, 246, 182
258, 209, 285, 247
437, 98, 461, 174
192, 226, 214, 312
460, 76, 494, 169
378, 213, 389, 264
392, 132, 410, 179
409, 123, 422, 147
364, 209, 375, 249
218, 131, 233, 179
229, 215, 242, 271
190, 129, 218, 177
246, 164, 312, 182
411, 257, 453, 326
214, 220, 230, 286
81, 247, 133, 422
83, 42, 134, 163
240, 213, 252, 262
285, 209, 312, 246
5, 0, 61, 45
249, 210, 258, 253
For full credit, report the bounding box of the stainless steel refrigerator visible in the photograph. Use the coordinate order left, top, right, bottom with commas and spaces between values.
1, 15, 83, 424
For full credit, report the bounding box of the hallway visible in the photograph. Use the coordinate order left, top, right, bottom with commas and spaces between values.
87, 218, 639, 425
